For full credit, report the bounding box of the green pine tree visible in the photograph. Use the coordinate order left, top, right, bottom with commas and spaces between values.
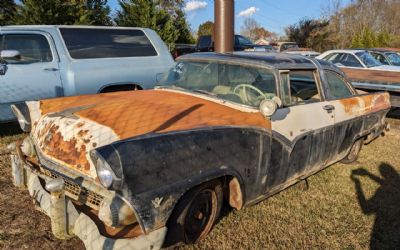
115, 0, 179, 50
376, 31, 391, 47
16, 0, 85, 25
0, 0, 16, 25
175, 9, 195, 44
351, 32, 363, 48
86, 0, 112, 25
15, 0, 111, 25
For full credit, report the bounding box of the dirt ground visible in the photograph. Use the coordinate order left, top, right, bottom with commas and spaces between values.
0, 117, 399, 249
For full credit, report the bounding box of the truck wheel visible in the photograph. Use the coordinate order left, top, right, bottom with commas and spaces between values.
341, 138, 363, 164
164, 180, 223, 247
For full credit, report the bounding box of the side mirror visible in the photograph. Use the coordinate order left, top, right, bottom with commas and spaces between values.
260, 99, 277, 117
1, 50, 21, 62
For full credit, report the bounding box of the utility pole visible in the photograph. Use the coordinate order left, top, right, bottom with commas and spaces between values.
214, 0, 234, 53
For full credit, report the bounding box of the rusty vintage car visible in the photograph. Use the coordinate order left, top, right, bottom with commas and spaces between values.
10, 52, 390, 249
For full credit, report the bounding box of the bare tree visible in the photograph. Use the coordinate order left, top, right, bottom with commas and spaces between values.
240, 18, 273, 42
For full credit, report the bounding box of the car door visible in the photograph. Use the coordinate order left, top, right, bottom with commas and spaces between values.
0, 31, 62, 121
321, 70, 363, 163
266, 69, 336, 190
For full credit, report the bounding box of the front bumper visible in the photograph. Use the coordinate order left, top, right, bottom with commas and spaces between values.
10, 154, 167, 250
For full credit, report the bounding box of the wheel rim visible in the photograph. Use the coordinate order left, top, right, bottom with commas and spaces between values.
184, 188, 218, 243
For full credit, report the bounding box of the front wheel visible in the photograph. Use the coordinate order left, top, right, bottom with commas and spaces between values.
341, 138, 363, 164
164, 180, 223, 247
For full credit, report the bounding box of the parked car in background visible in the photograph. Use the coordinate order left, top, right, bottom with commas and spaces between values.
10, 52, 390, 249
317, 49, 400, 107
0, 25, 174, 122
270, 42, 319, 57
368, 49, 400, 66
195, 34, 261, 52
172, 43, 196, 58
317, 49, 400, 71
284, 49, 320, 58
245, 44, 276, 53
270, 41, 300, 52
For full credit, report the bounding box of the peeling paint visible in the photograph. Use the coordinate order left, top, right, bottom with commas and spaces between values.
33, 114, 119, 179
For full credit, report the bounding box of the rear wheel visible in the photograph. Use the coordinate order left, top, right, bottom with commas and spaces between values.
341, 138, 363, 164
164, 180, 223, 247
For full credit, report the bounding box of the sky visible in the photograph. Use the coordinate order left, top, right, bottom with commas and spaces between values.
108, 0, 352, 35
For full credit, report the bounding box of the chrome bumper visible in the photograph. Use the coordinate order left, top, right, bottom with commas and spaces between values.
10, 154, 167, 250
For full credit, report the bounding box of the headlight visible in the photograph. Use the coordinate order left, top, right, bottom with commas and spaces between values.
97, 168, 113, 188
90, 149, 123, 190
11, 103, 31, 132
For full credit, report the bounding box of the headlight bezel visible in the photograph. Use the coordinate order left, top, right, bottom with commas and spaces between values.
90, 149, 123, 190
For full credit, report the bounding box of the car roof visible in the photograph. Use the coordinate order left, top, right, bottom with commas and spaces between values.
178, 52, 324, 70
327, 49, 366, 54
0, 25, 149, 32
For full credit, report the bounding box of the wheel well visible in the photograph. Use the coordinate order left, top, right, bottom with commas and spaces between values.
99, 84, 142, 93
187, 175, 244, 210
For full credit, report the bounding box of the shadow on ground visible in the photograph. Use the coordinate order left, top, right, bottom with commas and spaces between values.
0, 122, 22, 137
351, 163, 400, 249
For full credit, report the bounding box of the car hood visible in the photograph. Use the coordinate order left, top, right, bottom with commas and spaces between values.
29, 89, 270, 179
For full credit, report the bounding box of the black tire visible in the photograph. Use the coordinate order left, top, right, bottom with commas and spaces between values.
164, 180, 223, 247
341, 138, 363, 164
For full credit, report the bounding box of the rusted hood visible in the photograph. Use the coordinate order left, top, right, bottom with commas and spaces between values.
30, 90, 270, 179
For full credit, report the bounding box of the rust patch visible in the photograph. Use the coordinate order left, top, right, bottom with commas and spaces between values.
76, 122, 85, 128
340, 93, 391, 116
37, 90, 271, 140
229, 177, 243, 210
40, 124, 90, 171
77, 130, 89, 137
339, 97, 361, 115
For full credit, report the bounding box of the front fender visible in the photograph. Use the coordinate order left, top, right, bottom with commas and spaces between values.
97, 126, 269, 232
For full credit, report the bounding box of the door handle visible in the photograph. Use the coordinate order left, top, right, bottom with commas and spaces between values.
323, 105, 335, 113
44, 68, 59, 71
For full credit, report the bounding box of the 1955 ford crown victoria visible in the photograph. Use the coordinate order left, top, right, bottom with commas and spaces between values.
10, 52, 390, 249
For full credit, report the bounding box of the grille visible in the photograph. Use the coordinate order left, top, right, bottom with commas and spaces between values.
41, 168, 104, 210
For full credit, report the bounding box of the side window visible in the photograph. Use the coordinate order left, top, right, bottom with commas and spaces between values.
280, 70, 321, 106
60, 28, 157, 59
340, 54, 363, 67
0, 34, 53, 64
323, 53, 340, 62
324, 70, 353, 99
371, 52, 388, 65
198, 36, 212, 48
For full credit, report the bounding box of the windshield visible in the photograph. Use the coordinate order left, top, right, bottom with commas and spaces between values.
355, 52, 382, 68
386, 53, 400, 66
159, 60, 277, 107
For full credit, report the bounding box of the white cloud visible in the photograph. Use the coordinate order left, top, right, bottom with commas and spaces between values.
238, 7, 260, 17
184, 1, 208, 12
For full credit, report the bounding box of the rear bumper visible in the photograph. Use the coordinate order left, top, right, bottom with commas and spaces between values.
10, 154, 167, 250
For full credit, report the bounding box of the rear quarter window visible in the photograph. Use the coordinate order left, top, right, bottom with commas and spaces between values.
60, 28, 158, 59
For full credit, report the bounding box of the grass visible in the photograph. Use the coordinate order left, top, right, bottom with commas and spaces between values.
0, 120, 399, 249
